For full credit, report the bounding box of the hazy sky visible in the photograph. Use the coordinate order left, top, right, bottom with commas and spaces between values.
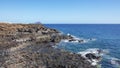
0, 0, 120, 24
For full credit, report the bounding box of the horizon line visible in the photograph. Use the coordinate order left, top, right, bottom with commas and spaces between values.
0, 21, 120, 24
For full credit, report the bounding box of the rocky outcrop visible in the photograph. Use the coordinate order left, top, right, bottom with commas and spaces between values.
0, 23, 60, 49
0, 22, 96, 68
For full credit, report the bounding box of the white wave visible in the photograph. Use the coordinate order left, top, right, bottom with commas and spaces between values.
65, 33, 88, 43
62, 39, 88, 43
77, 48, 108, 66
78, 48, 108, 56
67, 33, 80, 40
91, 60, 98, 66
66, 33, 97, 44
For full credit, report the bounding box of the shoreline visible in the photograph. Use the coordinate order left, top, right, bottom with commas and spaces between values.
0, 23, 96, 68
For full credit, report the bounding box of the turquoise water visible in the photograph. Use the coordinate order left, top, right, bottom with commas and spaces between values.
45, 24, 120, 68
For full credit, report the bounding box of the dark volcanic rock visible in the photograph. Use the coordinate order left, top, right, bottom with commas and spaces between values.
0, 22, 96, 68
0, 43, 96, 68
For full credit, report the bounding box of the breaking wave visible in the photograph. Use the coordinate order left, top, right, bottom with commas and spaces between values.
62, 33, 96, 43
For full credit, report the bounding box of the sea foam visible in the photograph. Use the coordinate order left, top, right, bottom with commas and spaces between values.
77, 48, 109, 66
62, 33, 96, 43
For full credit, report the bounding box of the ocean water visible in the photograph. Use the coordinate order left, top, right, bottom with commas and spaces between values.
45, 24, 120, 68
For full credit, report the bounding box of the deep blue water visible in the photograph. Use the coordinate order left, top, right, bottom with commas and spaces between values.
45, 24, 120, 68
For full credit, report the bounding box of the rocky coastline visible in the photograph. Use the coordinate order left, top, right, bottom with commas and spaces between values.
0, 23, 96, 68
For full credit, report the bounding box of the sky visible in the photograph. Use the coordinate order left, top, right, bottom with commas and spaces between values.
0, 0, 120, 24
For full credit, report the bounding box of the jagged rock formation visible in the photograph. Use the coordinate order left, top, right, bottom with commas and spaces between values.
0, 23, 60, 49
0, 22, 96, 68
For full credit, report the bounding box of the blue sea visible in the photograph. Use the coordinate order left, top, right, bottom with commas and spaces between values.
45, 24, 120, 68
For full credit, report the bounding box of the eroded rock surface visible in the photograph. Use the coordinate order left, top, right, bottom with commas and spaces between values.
0, 23, 96, 68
